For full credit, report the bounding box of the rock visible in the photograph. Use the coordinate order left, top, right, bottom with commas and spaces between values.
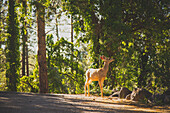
125, 94, 131, 100
164, 95, 170, 103
131, 88, 138, 100
164, 88, 170, 95
131, 88, 152, 101
153, 93, 163, 101
119, 87, 132, 99
163, 88, 170, 103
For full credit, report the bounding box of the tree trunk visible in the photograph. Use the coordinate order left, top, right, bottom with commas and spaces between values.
6, 0, 20, 91
23, 0, 29, 77
55, 12, 59, 41
91, 10, 100, 68
0, 1, 2, 49
26, 39, 29, 76
70, 15, 75, 93
71, 15, 73, 75
21, 0, 27, 77
21, 31, 26, 77
55, 11, 62, 72
36, 2, 48, 93
138, 52, 148, 88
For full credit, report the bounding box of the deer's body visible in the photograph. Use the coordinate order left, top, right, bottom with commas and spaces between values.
85, 55, 114, 97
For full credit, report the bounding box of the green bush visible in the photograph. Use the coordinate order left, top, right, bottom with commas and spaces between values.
17, 74, 39, 93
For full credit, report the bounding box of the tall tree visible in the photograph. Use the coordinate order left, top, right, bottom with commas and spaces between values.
71, 15, 73, 75
24, 0, 29, 77
36, 1, 48, 93
21, 0, 27, 77
0, 0, 3, 48
26, 34, 29, 76
6, 0, 20, 91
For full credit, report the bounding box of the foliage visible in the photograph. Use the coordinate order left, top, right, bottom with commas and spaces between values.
121, 0, 170, 90
63, 0, 170, 93
18, 56, 39, 93
0, 1, 7, 91
0, 48, 6, 91
18, 75, 39, 93
46, 34, 85, 94
0, 0, 169, 98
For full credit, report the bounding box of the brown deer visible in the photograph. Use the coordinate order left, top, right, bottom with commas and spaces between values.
84, 55, 114, 97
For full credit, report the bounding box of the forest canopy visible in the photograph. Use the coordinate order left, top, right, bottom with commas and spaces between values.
0, 0, 169, 95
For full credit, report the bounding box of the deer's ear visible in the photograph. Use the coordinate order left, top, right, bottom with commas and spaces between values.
100, 56, 103, 60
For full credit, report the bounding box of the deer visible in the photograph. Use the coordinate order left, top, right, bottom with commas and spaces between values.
84, 55, 114, 98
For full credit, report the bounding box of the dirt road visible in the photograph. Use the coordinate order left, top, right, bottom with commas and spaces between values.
0, 91, 169, 113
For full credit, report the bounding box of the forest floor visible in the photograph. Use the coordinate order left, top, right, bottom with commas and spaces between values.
0, 91, 169, 113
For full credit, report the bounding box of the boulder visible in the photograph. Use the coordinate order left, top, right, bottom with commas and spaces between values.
164, 88, 170, 95
164, 95, 170, 103
152, 93, 164, 102
131, 88, 152, 101
163, 88, 170, 103
125, 94, 131, 100
119, 87, 132, 99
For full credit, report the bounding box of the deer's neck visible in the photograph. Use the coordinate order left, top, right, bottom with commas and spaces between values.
103, 62, 109, 73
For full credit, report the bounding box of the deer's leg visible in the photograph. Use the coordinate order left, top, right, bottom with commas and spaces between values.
99, 80, 104, 98
87, 80, 92, 97
84, 83, 87, 96
87, 84, 90, 96
85, 78, 89, 96
85, 70, 90, 96
101, 82, 104, 98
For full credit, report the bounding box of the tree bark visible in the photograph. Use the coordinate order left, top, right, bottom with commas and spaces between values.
22, 32, 26, 77
6, 0, 20, 91
91, 10, 100, 68
21, 0, 27, 77
36, 2, 48, 93
55, 12, 59, 41
138, 52, 148, 88
24, 0, 29, 77
71, 15, 73, 75
26, 39, 29, 76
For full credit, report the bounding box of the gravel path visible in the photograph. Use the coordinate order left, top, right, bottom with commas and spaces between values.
0, 91, 169, 113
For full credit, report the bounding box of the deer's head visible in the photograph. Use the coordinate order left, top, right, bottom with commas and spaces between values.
100, 55, 114, 63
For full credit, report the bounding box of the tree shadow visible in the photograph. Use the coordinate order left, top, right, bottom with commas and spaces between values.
0, 91, 169, 113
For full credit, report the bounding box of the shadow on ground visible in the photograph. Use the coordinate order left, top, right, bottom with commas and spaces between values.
0, 91, 169, 113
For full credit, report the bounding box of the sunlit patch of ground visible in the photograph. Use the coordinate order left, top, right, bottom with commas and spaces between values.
55, 94, 170, 113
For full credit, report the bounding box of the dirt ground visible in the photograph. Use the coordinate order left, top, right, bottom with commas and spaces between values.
0, 91, 169, 113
